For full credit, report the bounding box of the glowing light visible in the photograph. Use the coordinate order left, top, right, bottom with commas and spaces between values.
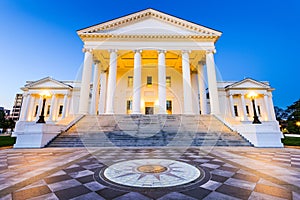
39, 91, 51, 97
247, 91, 258, 99
296, 121, 300, 127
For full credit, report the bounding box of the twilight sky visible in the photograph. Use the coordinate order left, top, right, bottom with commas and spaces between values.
0, 0, 299, 110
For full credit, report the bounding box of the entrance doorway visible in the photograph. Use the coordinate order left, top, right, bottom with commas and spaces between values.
145, 102, 154, 115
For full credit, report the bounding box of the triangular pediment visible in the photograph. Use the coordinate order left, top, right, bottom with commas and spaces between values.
24, 77, 72, 89
77, 8, 221, 39
226, 78, 270, 89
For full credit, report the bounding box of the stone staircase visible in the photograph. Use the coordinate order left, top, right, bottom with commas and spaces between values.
47, 115, 252, 147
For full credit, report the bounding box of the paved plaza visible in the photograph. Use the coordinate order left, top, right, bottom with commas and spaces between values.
0, 146, 300, 200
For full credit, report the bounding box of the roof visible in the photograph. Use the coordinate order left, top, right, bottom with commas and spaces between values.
77, 8, 222, 42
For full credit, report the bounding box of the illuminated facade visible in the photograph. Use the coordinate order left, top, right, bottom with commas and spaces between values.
13, 9, 283, 147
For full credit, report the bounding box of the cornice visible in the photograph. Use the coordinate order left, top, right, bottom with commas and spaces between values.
79, 34, 218, 41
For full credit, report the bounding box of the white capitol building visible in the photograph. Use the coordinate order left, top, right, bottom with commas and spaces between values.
13, 9, 283, 148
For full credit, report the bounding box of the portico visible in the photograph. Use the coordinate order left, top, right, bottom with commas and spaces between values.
77, 9, 222, 115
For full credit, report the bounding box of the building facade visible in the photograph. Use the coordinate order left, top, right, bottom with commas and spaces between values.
13, 9, 283, 147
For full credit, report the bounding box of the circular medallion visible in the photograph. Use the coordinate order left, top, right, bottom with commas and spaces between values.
100, 159, 205, 188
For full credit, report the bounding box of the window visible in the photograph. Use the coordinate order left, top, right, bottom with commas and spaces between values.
166, 76, 171, 87
234, 105, 239, 117
34, 105, 38, 117
58, 105, 63, 116
246, 105, 249, 116
46, 105, 51, 116
166, 100, 172, 114
126, 100, 132, 114
257, 105, 261, 116
128, 76, 133, 87
147, 76, 152, 86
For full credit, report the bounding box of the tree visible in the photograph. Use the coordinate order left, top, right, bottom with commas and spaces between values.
286, 99, 300, 134
274, 106, 289, 121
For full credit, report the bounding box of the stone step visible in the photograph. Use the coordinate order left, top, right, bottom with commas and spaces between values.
47, 114, 252, 147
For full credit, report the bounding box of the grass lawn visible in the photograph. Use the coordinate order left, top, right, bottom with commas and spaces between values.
282, 136, 300, 146
0, 136, 16, 147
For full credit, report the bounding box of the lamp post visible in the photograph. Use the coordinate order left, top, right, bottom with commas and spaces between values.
36, 91, 51, 124
247, 92, 261, 124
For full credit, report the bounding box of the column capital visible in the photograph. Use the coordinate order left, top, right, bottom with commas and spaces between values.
108, 49, 118, 53
182, 50, 191, 54
206, 49, 216, 54
158, 49, 167, 54
82, 48, 93, 53
134, 49, 143, 53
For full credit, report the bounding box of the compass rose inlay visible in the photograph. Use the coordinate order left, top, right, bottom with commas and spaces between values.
103, 159, 201, 188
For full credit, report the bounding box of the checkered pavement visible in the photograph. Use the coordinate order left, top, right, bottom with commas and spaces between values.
1, 148, 298, 200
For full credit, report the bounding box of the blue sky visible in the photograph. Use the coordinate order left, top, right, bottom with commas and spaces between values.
0, 0, 299, 110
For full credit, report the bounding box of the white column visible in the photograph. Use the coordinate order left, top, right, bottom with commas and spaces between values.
90, 61, 101, 114
35, 96, 43, 121
20, 93, 30, 121
47, 94, 56, 122
240, 94, 248, 121
106, 50, 117, 114
191, 73, 199, 114
182, 50, 193, 114
268, 93, 276, 121
62, 94, 68, 118
263, 94, 271, 121
79, 49, 93, 114
98, 70, 107, 114
197, 62, 207, 114
229, 94, 235, 117
132, 50, 142, 114
158, 50, 166, 114
206, 50, 220, 115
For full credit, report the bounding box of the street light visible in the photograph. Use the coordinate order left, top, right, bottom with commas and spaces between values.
36, 91, 51, 123
247, 91, 261, 124
296, 121, 300, 134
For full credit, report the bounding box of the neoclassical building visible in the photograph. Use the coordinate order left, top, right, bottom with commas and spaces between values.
13, 9, 283, 147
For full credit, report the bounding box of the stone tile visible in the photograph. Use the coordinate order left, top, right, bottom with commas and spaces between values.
96, 188, 128, 199
158, 192, 197, 200
47, 170, 66, 177
63, 167, 86, 174
0, 194, 12, 200
218, 166, 239, 172
70, 192, 104, 200
181, 187, 211, 199
216, 184, 252, 199
232, 173, 259, 183
28, 193, 59, 200
54, 185, 91, 200
200, 180, 222, 190
225, 178, 256, 190
69, 170, 94, 178
293, 192, 300, 200
48, 179, 82, 192
249, 191, 287, 200
17, 180, 47, 191
200, 163, 220, 169
76, 174, 95, 184
115, 192, 152, 200
203, 191, 240, 200
12, 185, 52, 200
44, 174, 72, 184
84, 181, 106, 191
254, 183, 292, 199
211, 174, 228, 183
193, 158, 210, 163
211, 169, 235, 178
